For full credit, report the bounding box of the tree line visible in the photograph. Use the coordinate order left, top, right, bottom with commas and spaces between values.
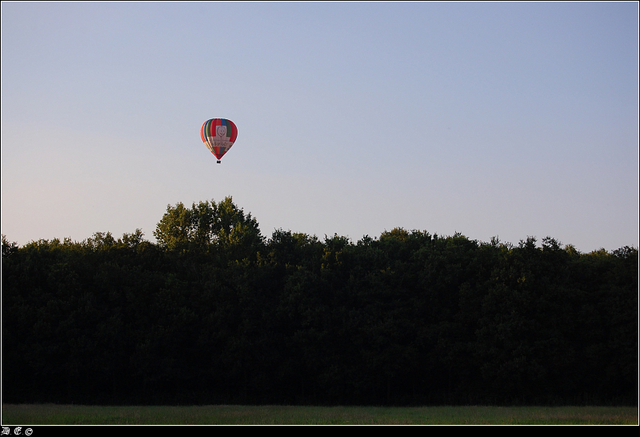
2, 197, 637, 406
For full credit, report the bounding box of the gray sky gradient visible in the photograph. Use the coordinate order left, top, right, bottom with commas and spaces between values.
2, 1, 638, 252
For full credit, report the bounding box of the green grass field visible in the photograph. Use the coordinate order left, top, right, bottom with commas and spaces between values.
2, 404, 638, 425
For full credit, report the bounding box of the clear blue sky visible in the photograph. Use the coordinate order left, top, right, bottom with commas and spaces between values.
2, 1, 638, 253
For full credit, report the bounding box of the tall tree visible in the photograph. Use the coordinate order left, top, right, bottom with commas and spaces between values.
153, 197, 263, 258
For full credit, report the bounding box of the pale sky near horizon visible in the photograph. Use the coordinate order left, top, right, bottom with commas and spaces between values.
2, 1, 638, 253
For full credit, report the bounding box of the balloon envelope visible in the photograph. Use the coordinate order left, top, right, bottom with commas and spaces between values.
200, 118, 238, 162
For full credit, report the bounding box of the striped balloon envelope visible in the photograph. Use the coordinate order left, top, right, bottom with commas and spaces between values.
200, 118, 238, 163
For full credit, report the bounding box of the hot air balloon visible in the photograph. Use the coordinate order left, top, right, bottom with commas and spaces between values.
200, 118, 238, 164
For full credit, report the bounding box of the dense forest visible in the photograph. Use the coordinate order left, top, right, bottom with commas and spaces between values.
2, 197, 637, 406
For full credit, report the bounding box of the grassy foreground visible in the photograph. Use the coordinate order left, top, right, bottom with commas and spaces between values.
2, 404, 638, 425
